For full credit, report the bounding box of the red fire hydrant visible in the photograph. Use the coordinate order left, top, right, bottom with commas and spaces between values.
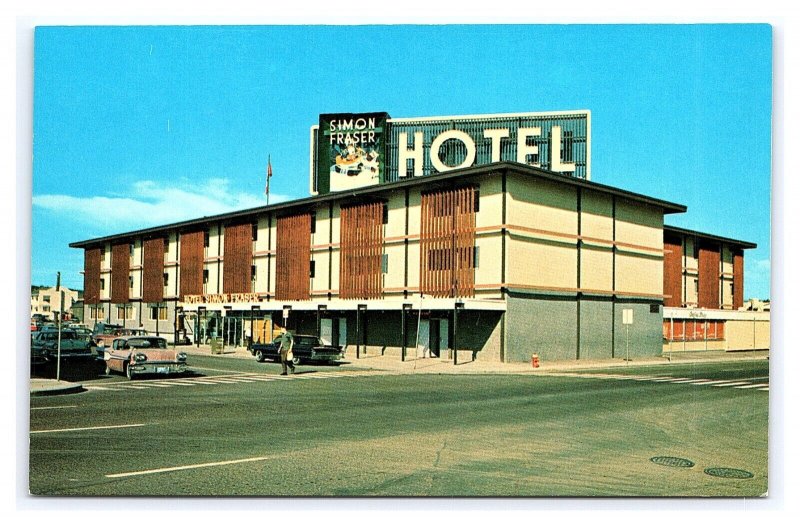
531, 354, 540, 368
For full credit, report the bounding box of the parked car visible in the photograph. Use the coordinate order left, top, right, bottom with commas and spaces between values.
30, 328, 93, 365
92, 324, 148, 354
250, 334, 344, 365
104, 335, 188, 380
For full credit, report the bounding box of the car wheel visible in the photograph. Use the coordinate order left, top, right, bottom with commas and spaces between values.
292, 356, 301, 366
255, 350, 264, 362
126, 363, 134, 380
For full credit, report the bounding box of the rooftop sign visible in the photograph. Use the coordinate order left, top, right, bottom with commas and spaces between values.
310, 110, 590, 194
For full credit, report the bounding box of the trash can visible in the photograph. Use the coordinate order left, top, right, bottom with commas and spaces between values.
210, 337, 223, 354
531, 353, 540, 368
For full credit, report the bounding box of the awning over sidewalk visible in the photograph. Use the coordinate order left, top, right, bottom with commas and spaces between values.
180, 297, 507, 314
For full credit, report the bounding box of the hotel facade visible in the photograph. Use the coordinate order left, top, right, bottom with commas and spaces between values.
70, 111, 766, 363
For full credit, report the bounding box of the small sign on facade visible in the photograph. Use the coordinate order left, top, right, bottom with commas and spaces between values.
622, 308, 634, 325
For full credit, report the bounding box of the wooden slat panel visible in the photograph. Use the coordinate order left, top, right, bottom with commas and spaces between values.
420, 187, 476, 298
84, 248, 101, 305
276, 213, 311, 300
110, 243, 130, 304
223, 223, 253, 294
142, 238, 165, 303
339, 202, 384, 299
698, 242, 721, 309
179, 231, 204, 300
733, 249, 744, 309
663, 234, 683, 307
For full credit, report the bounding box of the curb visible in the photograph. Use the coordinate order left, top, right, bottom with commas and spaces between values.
30, 381, 85, 397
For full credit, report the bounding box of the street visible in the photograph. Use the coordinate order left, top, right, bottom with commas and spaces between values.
29, 355, 769, 497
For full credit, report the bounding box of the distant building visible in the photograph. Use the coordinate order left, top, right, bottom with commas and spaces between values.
31, 286, 79, 321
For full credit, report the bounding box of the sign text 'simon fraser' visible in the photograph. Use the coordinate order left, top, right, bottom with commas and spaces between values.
398, 125, 575, 174
184, 293, 260, 304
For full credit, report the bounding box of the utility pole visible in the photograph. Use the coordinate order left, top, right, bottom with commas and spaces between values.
56, 272, 63, 381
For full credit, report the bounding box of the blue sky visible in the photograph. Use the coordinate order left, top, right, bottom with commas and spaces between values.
31, 24, 772, 299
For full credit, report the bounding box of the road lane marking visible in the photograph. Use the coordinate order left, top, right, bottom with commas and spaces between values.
757, 387, 769, 391
31, 423, 148, 434
687, 380, 733, 385
106, 454, 277, 479
653, 377, 691, 382
31, 405, 78, 410
734, 383, 770, 389
711, 381, 752, 388
85, 386, 125, 391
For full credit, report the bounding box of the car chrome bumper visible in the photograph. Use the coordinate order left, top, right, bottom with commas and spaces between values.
129, 363, 188, 375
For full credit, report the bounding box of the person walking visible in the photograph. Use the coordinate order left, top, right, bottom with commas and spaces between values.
279, 327, 295, 375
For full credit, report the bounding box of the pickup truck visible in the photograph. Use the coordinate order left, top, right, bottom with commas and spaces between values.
250, 334, 344, 365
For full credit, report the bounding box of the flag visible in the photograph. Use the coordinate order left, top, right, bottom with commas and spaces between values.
265, 156, 272, 197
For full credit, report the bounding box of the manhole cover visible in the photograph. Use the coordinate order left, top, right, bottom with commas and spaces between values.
704, 467, 754, 479
650, 456, 695, 468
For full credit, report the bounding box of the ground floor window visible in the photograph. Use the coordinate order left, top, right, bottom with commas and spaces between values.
89, 305, 105, 320
116, 304, 136, 320
149, 304, 168, 321
663, 320, 725, 341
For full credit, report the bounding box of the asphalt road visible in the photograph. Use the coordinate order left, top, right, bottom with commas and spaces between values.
29, 355, 769, 497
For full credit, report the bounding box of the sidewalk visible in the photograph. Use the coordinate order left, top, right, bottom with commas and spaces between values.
29, 346, 769, 396
182, 344, 769, 375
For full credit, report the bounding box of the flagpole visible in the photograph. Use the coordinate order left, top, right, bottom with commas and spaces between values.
266, 156, 272, 206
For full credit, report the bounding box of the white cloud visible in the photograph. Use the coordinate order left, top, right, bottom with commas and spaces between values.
33, 178, 295, 233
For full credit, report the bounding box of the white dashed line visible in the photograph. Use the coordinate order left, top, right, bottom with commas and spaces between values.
733, 383, 770, 389
32, 423, 149, 434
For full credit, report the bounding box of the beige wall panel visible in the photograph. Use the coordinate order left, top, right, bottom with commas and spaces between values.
474, 235, 503, 287
615, 253, 662, 296
130, 269, 141, 299
507, 175, 578, 236
581, 189, 614, 241
384, 244, 405, 290
132, 240, 142, 267
254, 217, 269, 253
580, 246, 613, 292
329, 248, 340, 292
407, 192, 422, 238
615, 199, 663, 249
385, 192, 406, 239
726, 319, 771, 351
721, 244, 734, 274
721, 278, 734, 308
684, 236, 698, 270
406, 242, 420, 292
165, 266, 178, 296
507, 237, 577, 289
475, 177, 503, 229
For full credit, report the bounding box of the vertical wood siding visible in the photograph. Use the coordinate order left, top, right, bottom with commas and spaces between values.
698, 242, 721, 309
179, 231, 204, 300
663, 234, 683, 307
142, 237, 165, 303
84, 248, 101, 305
110, 243, 130, 304
275, 213, 311, 300
223, 223, 253, 294
420, 187, 476, 298
733, 249, 744, 309
340, 202, 384, 299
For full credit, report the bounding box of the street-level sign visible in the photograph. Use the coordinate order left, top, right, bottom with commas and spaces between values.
622, 309, 634, 325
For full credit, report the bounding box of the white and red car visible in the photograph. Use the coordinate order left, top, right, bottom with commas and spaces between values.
104, 335, 188, 380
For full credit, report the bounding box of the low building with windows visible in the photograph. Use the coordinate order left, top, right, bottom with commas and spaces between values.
69, 110, 764, 362
31, 286, 79, 322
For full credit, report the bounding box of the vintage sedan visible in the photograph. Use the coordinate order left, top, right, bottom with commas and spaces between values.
104, 335, 188, 380
250, 334, 344, 365
31, 328, 93, 365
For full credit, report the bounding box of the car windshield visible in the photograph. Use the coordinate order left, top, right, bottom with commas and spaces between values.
295, 336, 320, 346
127, 338, 167, 349
43, 331, 77, 340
